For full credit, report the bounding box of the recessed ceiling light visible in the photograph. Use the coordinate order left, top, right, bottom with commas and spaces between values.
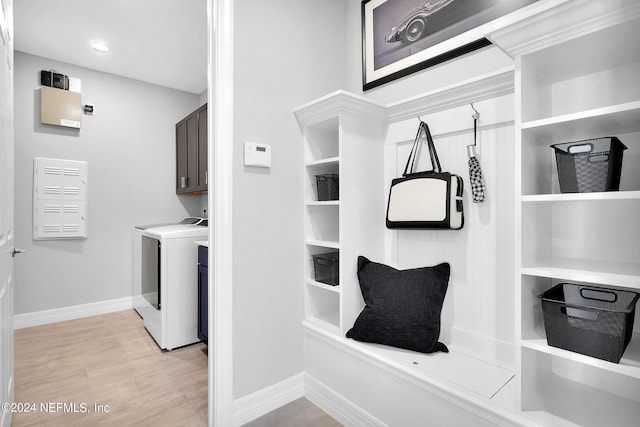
90, 41, 111, 52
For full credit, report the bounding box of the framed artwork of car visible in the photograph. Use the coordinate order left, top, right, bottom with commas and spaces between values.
362, 0, 540, 91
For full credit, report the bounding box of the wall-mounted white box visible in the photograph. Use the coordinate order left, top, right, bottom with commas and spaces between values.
33, 158, 88, 240
244, 142, 271, 167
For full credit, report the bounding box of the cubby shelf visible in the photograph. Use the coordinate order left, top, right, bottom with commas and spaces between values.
521, 336, 640, 380
513, 0, 640, 424
521, 260, 640, 290
520, 101, 640, 141
303, 317, 341, 336
521, 191, 640, 203
305, 200, 340, 207
300, 111, 343, 336
306, 279, 341, 293
305, 240, 340, 250
520, 367, 640, 427
297, 92, 386, 338
305, 156, 340, 168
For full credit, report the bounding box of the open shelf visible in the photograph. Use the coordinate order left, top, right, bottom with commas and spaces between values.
304, 159, 339, 204
522, 335, 640, 380
305, 200, 340, 206
521, 200, 640, 289
306, 279, 340, 293
297, 91, 388, 349
305, 240, 340, 250
515, 6, 640, 425
521, 348, 640, 427
493, 0, 640, 75
304, 285, 340, 332
521, 101, 640, 142
519, 17, 640, 123
520, 129, 639, 196
521, 259, 640, 290
305, 245, 340, 288
300, 107, 342, 335
303, 316, 340, 336
522, 190, 640, 203
305, 156, 340, 168
520, 274, 640, 375
305, 204, 339, 243
303, 117, 339, 163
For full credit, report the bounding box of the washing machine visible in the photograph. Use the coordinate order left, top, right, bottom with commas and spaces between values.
132, 217, 208, 350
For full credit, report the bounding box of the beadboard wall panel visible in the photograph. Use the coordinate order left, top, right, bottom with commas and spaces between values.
385, 110, 515, 364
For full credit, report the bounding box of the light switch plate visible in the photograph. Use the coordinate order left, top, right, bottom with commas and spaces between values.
244, 142, 271, 167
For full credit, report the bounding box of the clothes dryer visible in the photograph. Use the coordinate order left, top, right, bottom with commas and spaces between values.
133, 218, 207, 350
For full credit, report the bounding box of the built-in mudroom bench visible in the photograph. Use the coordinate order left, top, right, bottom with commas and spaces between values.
296, 67, 521, 425
294, 1, 640, 425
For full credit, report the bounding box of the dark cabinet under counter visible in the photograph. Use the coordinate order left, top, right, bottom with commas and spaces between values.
197, 245, 208, 345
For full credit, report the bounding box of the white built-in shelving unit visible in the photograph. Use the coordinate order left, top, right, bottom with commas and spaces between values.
297, 93, 387, 336
295, 69, 525, 425
491, 0, 640, 425
295, 2, 640, 425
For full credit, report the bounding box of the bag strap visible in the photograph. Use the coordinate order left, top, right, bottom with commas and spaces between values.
402, 123, 423, 176
423, 122, 442, 173
402, 121, 442, 176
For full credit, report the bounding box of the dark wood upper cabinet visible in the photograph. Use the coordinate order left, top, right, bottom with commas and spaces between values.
196, 104, 208, 192
176, 104, 208, 194
176, 118, 189, 192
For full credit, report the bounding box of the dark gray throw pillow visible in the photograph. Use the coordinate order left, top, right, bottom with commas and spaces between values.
346, 256, 450, 354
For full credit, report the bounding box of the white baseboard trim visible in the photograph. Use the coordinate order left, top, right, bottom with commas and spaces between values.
14, 297, 134, 329
304, 373, 387, 427
233, 372, 305, 426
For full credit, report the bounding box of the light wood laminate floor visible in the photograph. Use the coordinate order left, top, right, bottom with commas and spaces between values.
12, 309, 340, 427
13, 310, 207, 426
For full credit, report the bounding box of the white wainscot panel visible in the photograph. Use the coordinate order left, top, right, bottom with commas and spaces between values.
386, 119, 516, 365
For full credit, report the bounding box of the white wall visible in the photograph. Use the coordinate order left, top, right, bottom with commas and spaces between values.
232, 0, 347, 398
228, 0, 516, 401
13, 52, 204, 315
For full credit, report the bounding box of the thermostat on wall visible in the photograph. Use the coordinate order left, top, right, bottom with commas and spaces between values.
244, 142, 271, 168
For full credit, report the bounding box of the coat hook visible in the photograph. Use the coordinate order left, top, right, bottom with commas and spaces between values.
470, 103, 480, 120
467, 102, 485, 203
468, 103, 480, 151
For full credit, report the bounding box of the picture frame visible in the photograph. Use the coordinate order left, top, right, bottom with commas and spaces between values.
362, 0, 540, 91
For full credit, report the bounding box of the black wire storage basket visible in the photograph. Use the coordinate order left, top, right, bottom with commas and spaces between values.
539, 283, 640, 363
312, 251, 339, 286
551, 137, 626, 193
315, 174, 339, 201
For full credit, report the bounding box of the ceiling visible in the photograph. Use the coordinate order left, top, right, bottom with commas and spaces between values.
14, 0, 208, 94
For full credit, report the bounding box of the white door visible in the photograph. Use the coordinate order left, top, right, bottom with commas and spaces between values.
0, 2, 14, 427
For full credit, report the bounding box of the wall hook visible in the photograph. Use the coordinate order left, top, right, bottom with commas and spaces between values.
470, 103, 480, 120
468, 103, 480, 154
467, 103, 485, 202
